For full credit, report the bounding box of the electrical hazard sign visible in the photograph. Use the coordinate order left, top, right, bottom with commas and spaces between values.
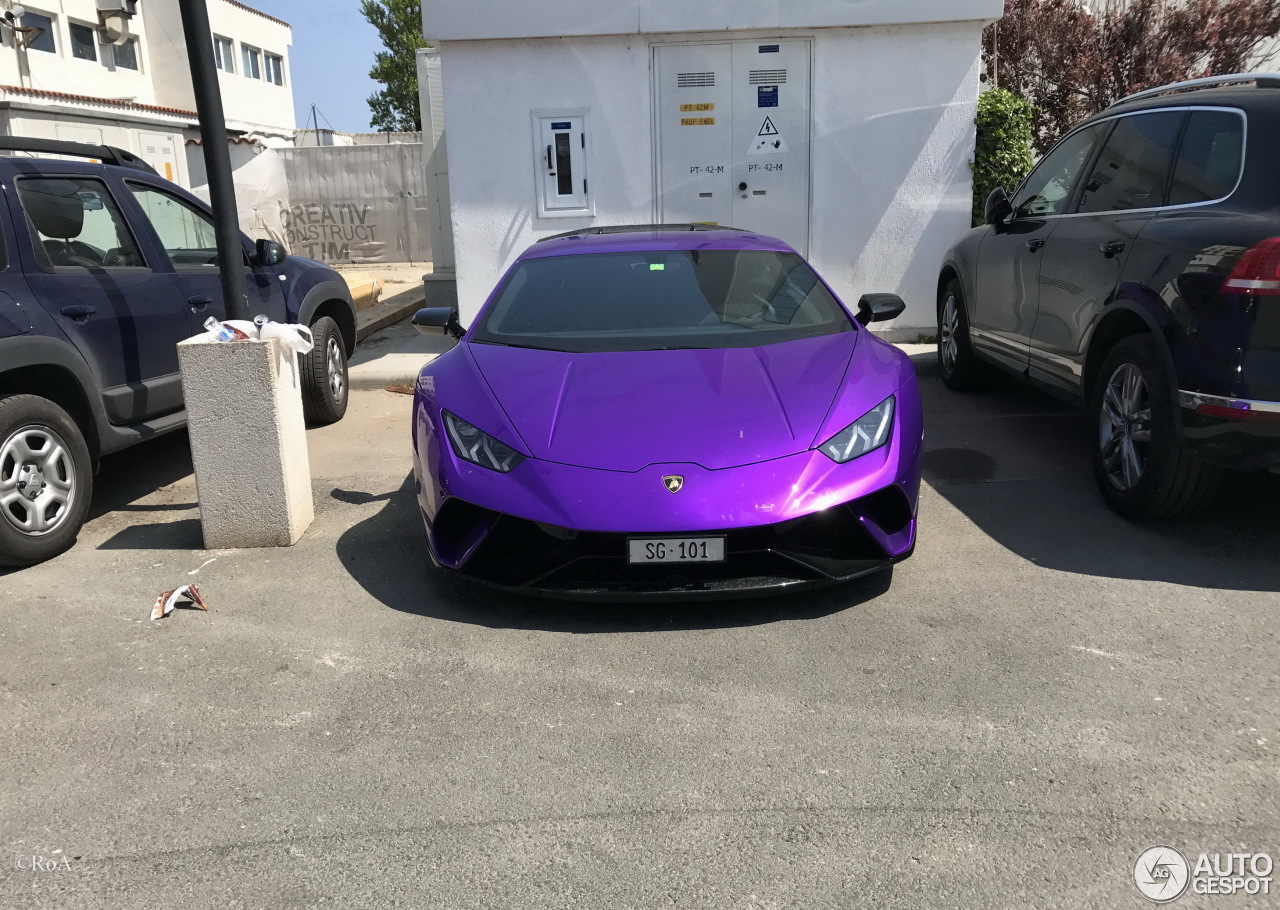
747, 116, 789, 155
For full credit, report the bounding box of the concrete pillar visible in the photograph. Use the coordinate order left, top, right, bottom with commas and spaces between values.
177, 336, 314, 548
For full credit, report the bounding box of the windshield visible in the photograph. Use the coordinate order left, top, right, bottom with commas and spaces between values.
468, 249, 854, 353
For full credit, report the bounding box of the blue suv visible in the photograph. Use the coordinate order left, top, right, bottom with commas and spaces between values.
0, 139, 357, 566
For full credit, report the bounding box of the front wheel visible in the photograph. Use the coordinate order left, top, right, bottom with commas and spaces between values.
0, 395, 93, 567
300, 316, 349, 425
937, 278, 984, 390
1090, 335, 1222, 519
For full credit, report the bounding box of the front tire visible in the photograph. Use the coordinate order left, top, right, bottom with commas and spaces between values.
937, 278, 984, 390
301, 316, 349, 425
1090, 335, 1222, 519
0, 395, 93, 567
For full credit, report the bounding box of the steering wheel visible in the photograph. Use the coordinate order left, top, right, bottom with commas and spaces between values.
103, 248, 134, 268
64, 255, 104, 269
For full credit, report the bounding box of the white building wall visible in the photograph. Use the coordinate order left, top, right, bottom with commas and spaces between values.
0, 0, 157, 102
0, 1, 293, 135
440, 22, 984, 332
144, 0, 295, 134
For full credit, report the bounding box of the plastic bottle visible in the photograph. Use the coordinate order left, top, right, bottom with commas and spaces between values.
203, 316, 250, 342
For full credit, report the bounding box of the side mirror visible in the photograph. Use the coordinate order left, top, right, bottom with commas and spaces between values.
256, 238, 287, 266
412, 306, 465, 339
856, 293, 906, 326
984, 187, 1013, 231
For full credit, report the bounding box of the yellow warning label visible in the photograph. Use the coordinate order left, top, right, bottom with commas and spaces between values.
681, 117, 716, 126
164, 162, 174, 181
680, 103, 715, 112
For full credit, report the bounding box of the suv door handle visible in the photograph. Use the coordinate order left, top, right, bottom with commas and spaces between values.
1025, 239, 1044, 252
60, 305, 96, 321
1099, 241, 1126, 258
187, 295, 212, 312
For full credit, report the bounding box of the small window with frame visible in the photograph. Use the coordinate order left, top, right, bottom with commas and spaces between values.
20, 10, 56, 54
264, 53, 284, 86
213, 34, 234, 73
241, 44, 261, 80
16, 177, 146, 271
69, 22, 97, 61
112, 37, 139, 71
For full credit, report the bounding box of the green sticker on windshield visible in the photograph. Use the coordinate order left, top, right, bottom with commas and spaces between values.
650, 263, 665, 271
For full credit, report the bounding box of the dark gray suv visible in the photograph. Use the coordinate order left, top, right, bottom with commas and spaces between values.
939, 73, 1280, 519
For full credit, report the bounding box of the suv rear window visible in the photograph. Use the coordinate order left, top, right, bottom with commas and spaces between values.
1168, 110, 1244, 206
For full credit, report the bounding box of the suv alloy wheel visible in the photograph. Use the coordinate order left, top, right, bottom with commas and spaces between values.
0, 395, 94, 566
1089, 335, 1222, 519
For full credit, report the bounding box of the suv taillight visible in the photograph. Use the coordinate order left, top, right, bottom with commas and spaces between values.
1224, 237, 1280, 296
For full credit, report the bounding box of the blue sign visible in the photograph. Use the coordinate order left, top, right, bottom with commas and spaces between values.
758, 45, 780, 53
550, 121, 572, 130
757, 86, 778, 108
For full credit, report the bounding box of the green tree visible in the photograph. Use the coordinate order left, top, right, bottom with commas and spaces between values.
970, 88, 1035, 226
361, 0, 427, 132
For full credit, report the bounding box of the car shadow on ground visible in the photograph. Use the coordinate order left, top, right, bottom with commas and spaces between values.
89, 429, 196, 521
333, 474, 893, 632
90, 429, 203, 550
911, 352, 1280, 592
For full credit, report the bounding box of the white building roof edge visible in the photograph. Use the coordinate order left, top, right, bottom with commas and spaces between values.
423, 0, 1004, 42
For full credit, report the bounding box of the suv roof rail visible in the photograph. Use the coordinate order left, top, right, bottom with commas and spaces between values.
0, 137, 157, 173
537, 223, 749, 243
1110, 72, 1280, 108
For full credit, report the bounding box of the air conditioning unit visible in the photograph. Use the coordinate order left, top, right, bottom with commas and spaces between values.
96, 0, 139, 15
97, 0, 137, 45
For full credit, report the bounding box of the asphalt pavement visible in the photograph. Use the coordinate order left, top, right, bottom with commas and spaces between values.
1, 351, 1277, 909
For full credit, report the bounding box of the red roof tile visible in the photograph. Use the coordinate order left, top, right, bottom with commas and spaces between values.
222, 0, 291, 29
0, 85, 197, 118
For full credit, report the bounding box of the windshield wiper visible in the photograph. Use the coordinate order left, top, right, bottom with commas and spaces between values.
470, 339, 563, 351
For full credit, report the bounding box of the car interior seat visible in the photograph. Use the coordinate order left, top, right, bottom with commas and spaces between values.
21, 181, 104, 268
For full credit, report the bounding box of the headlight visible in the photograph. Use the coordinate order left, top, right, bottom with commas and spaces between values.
442, 411, 525, 473
818, 396, 895, 463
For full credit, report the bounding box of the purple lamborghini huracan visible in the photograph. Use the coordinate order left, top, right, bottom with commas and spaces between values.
409, 225, 923, 600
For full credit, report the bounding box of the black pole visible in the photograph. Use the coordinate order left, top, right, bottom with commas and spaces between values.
177, 0, 249, 321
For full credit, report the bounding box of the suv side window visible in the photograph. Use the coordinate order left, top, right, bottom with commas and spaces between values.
1011, 125, 1103, 219
1168, 110, 1244, 206
1075, 111, 1184, 215
16, 177, 146, 270
128, 184, 220, 269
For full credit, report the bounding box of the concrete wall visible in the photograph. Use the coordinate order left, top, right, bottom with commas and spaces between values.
438, 22, 984, 332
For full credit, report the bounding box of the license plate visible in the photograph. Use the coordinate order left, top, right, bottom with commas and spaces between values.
627, 537, 726, 564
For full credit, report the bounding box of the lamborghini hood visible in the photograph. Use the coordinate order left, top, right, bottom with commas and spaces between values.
467, 333, 860, 472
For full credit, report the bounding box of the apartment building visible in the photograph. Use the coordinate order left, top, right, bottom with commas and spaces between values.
0, 0, 295, 187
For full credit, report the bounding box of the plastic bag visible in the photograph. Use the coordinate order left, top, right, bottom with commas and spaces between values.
198, 316, 313, 355
257, 318, 314, 354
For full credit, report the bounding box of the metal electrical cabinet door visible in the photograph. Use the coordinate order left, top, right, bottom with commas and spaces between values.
655, 40, 811, 254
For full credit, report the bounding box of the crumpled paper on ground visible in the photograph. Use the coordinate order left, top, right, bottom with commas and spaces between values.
150, 584, 210, 621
